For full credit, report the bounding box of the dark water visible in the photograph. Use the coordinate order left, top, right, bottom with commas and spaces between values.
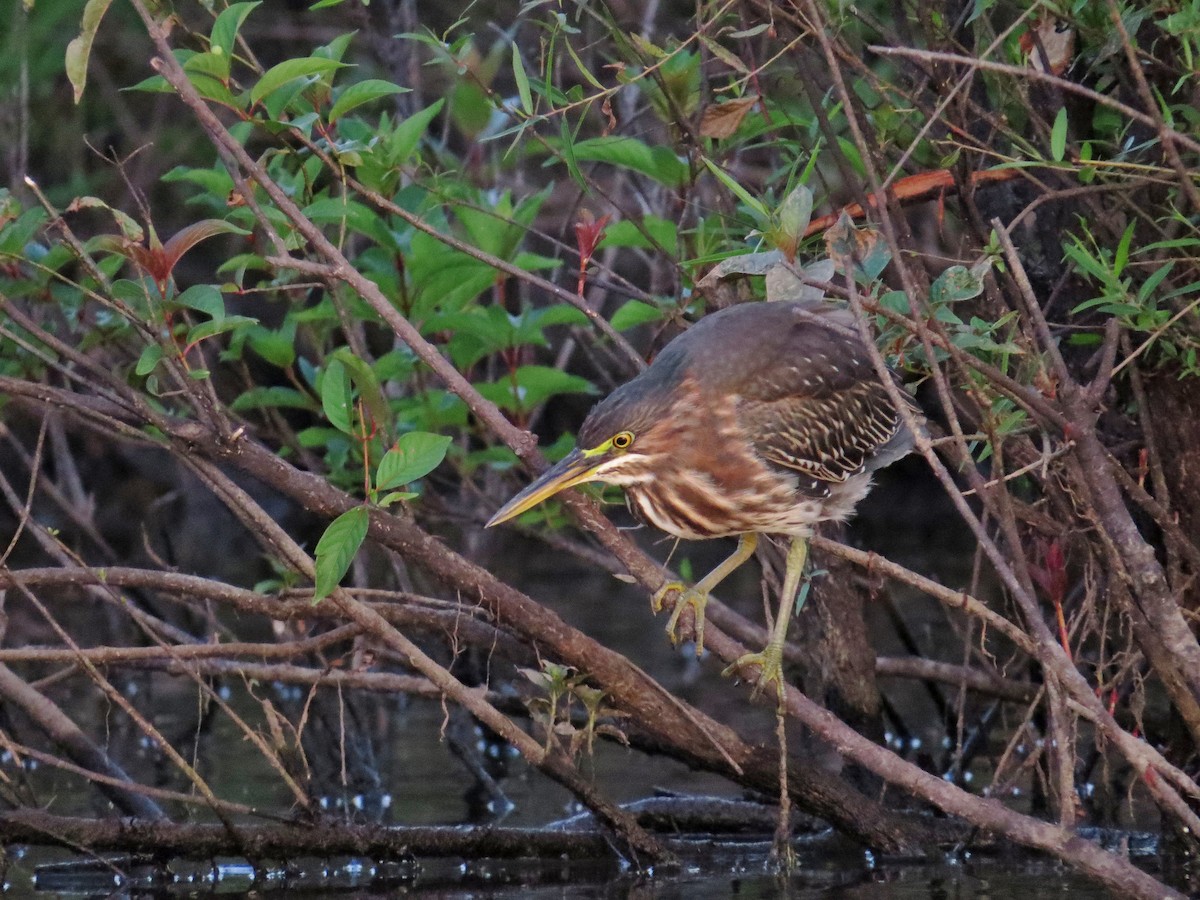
0, 692, 1147, 898
0, 468, 1174, 897
4, 842, 1120, 897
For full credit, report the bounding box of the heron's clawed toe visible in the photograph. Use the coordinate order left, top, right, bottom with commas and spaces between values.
722, 644, 787, 703
657, 585, 709, 657
650, 580, 684, 613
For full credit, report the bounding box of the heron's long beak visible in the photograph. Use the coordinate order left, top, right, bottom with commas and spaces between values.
486, 448, 601, 527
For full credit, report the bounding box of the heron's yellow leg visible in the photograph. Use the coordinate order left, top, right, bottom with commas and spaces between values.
722, 535, 809, 704
653, 533, 758, 657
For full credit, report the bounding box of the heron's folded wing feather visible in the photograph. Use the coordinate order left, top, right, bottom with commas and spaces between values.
736, 330, 904, 485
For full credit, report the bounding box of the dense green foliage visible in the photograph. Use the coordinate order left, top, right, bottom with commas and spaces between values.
1, 0, 1200, 895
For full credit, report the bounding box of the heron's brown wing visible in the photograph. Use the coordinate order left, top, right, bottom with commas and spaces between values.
736, 329, 903, 486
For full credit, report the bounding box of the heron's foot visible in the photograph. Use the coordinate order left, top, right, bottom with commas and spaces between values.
652, 582, 708, 657
650, 580, 684, 614
722, 642, 787, 702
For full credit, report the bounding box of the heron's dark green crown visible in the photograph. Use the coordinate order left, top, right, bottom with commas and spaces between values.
577, 353, 685, 450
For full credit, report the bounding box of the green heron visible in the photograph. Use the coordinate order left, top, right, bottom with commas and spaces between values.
488, 300, 914, 699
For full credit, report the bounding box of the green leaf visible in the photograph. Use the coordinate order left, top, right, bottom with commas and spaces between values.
0, 208, 48, 255
637, 46, 700, 121
563, 38, 604, 89
512, 250, 563, 273
699, 249, 785, 282
1063, 241, 1109, 283
477, 366, 595, 412
330, 348, 391, 433
230, 386, 316, 412
530, 304, 589, 328
449, 74, 492, 140
314, 31, 356, 64
191, 76, 238, 108
209, 2, 261, 78
1114, 221, 1135, 277
1141, 237, 1200, 252
375, 432, 453, 492
452, 188, 547, 259
559, 117, 583, 188
313, 506, 369, 601
301, 197, 388, 244
512, 43, 533, 115
185, 315, 258, 345
1071, 295, 1124, 315
69, 196, 144, 243
186, 48, 227, 79
567, 137, 688, 187
174, 284, 225, 320
378, 490, 418, 507
386, 99, 445, 167
65, 0, 114, 104
1138, 260, 1175, 302
124, 74, 171, 94
261, 80, 312, 120
329, 79, 409, 122
853, 241, 895, 286
930, 265, 986, 304
610, 299, 664, 331
702, 156, 768, 220
598, 217, 677, 254
180, 50, 240, 105
246, 324, 297, 368
136, 344, 164, 376
628, 33, 667, 60
776, 182, 814, 243
163, 162, 237, 198
698, 35, 750, 76
1050, 107, 1068, 162
250, 57, 346, 106
825, 134, 860, 175
321, 358, 354, 434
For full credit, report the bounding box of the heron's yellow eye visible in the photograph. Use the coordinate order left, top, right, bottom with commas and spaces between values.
612, 431, 634, 450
